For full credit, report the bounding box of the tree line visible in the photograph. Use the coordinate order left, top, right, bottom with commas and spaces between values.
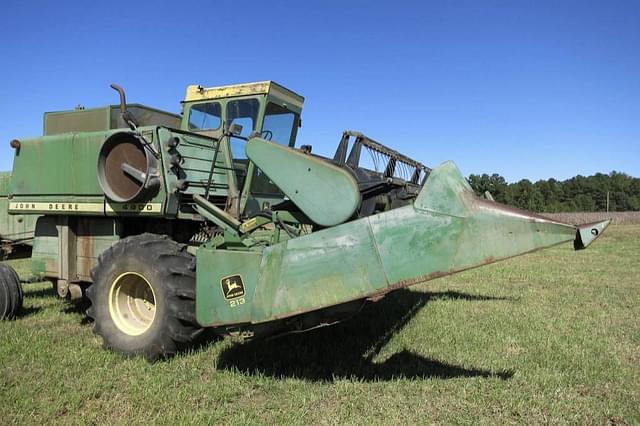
467, 171, 640, 212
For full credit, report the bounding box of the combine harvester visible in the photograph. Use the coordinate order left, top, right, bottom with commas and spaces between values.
0, 82, 610, 360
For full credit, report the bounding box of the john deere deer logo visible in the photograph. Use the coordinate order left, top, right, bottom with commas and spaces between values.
221, 275, 245, 300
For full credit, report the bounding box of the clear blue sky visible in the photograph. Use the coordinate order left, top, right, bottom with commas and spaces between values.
0, 0, 638, 182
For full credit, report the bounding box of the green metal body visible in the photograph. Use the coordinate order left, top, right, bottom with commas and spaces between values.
245, 138, 360, 226
8, 126, 233, 216
5, 124, 233, 279
44, 104, 180, 136
0, 172, 39, 257
195, 160, 609, 328
0, 80, 610, 337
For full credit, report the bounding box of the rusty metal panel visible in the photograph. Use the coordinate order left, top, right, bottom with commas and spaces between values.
28, 216, 121, 282
57, 216, 77, 284
31, 216, 59, 278
75, 218, 121, 281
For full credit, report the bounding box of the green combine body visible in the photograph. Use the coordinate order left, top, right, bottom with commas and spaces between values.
0, 172, 38, 259
0, 82, 610, 360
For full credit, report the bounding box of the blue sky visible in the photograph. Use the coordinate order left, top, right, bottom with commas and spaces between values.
0, 0, 638, 182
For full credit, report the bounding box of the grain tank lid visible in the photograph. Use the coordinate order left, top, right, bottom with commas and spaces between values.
184, 81, 305, 108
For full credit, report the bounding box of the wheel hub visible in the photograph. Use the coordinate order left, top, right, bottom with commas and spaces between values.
108, 272, 156, 336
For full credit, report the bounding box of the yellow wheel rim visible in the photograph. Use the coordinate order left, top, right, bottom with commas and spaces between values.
108, 272, 156, 336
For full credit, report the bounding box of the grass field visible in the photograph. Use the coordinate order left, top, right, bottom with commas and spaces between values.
1, 225, 639, 425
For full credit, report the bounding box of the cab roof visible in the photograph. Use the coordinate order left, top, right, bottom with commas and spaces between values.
184, 81, 304, 110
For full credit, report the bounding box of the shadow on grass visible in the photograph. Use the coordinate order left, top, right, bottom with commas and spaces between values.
21, 284, 56, 299
63, 298, 94, 325
21, 283, 94, 325
16, 305, 42, 318
217, 289, 515, 382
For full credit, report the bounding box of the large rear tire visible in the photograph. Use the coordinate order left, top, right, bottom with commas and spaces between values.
86, 233, 203, 361
0, 263, 23, 320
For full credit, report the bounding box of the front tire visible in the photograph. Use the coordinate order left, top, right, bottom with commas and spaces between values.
0, 263, 23, 320
86, 234, 203, 361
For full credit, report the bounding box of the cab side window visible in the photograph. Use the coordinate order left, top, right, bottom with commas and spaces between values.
188, 102, 222, 130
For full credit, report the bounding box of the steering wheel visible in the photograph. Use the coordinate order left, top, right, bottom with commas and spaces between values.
261, 130, 273, 141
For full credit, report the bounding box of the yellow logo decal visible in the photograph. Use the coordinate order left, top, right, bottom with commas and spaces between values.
220, 275, 245, 300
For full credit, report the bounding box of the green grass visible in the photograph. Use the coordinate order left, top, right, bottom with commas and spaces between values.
1, 225, 639, 425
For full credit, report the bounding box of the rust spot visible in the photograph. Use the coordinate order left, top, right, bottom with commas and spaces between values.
366, 270, 455, 300
366, 294, 386, 302
79, 236, 92, 279
391, 270, 450, 289
45, 258, 58, 275
368, 255, 516, 300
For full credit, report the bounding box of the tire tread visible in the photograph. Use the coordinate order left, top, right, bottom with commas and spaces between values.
86, 233, 203, 360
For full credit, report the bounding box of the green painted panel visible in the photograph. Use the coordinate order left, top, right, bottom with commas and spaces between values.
10, 132, 104, 196
369, 207, 465, 284
196, 249, 261, 326
246, 138, 360, 226
44, 104, 180, 136
414, 160, 472, 217
44, 108, 110, 136
251, 218, 387, 322
9, 127, 171, 217
31, 216, 59, 278
0, 173, 11, 196
72, 132, 106, 194
0, 198, 38, 243
0, 173, 38, 244
195, 160, 589, 327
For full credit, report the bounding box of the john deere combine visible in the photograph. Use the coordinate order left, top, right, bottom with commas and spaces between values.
0, 82, 610, 359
